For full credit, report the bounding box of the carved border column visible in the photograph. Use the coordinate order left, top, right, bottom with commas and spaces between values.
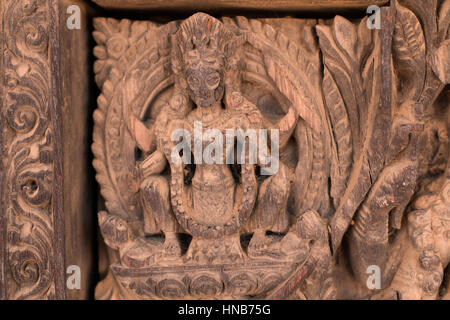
0, 0, 65, 299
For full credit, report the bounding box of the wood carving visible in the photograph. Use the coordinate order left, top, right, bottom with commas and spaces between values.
92, 4, 449, 300
0, 0, 64, 299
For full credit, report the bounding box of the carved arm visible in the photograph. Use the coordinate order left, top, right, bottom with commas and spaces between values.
129, 114, 156, 153
133, 150, 167, 182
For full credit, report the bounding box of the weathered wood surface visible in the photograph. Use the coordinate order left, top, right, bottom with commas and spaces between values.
0, 0, 65, 300
91, 0, 389, 11
0, 0, 447, 300
0, 0, 97, 299
92, 2, 450, 299
59, 0, 98, 300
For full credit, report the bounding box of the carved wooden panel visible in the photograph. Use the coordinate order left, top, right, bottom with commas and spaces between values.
0, 0, 448, 300
91, 2, 450, 300
0, 0, 96, 300
0, 0, 65, 299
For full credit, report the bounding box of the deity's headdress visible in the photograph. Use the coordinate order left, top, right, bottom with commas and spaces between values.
171, 13, 238, 75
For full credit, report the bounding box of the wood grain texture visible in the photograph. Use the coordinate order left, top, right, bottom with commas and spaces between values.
91, 5, 450, 299
91, 0, 389, 11
59, 0, 97, 300
1, 0, 447, 301
0, 0, 98, 300
0, 0, 65, 299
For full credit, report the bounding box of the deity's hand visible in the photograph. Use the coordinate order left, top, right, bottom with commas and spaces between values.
129, 114, 155, 153
162, 119, 186, 158
127, 163, 142, 193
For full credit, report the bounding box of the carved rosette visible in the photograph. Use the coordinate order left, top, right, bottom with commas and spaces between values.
1, 0, 64, 299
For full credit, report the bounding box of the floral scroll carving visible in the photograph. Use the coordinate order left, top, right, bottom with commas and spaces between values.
1, 0, 64, 299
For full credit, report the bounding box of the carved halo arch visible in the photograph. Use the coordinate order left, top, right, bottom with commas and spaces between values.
92, 14, 334, 235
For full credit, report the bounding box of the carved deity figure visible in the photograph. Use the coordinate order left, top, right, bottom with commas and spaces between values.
93, 12, 335, 299
91, 0, 449, 300
130, 13, 301, 262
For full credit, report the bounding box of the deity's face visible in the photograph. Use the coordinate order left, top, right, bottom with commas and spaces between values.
185, 55, 224, 108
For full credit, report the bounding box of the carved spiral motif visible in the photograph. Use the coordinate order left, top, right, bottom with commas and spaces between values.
9, 249, 41, 285
7, 220, 53, 299
2, 0, 58, 299
156, 279, 187, 299
6, 102, 39, 134
226, 272, 258, 296
22, 23, 48, 53
127, 278, 157, 298
17, 169, 52, 207
189, 274, 224, 297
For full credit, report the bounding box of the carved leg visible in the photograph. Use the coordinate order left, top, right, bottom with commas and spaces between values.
140, 176, 181, 258
247, 162, 290, 256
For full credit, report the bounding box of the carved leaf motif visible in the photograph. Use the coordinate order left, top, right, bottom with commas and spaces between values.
93, 18, 158, 88
431, 0, 450, 84
430, 40, 450, 84
438, 0, 450, 41
318, 16, 389, 251
2, 0, 60, 299
316, 22, 360, 149
356, 17, 373, 64
323, 68, 352, 208
348, 159, 418, 286
226, 17, 323, 133
332, 16, 357, 62
393, 3, 426, 100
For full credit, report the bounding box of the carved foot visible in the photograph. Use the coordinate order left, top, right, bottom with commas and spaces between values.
161, 232, 182, 260
247, 230, 310, 262
120, 237, 164, 268
279, 232, 310, 261
248, 230, 283, 259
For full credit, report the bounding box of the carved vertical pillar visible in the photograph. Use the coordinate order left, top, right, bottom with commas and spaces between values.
0, 0, 65, 299
0, 0, 96, 299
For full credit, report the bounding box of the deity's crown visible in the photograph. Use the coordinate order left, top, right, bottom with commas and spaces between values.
174, 13, 233, 70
